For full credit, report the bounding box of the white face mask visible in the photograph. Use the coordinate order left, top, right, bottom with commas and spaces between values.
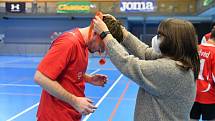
151, 35, 161, 54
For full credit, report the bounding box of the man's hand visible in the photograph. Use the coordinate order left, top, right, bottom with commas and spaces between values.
72, 97, 97, 115
89, 74, 108, 87
91, 74, 108, 86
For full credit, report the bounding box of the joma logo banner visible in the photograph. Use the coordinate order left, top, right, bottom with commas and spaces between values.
120, 0, 156, 12
6, 2, 25, 13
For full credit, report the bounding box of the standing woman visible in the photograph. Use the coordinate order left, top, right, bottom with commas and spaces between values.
93, 17, 200, 121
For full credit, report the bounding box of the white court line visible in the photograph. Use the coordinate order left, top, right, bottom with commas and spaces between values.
0, 92, 40, 96
0, 58, 32, 65
89, 68, 117, 71
6, 102, 39, 121
90, 69, 100, 75
5, 69, 101, 121
0, 69, 101, 88
0, 84, 39, 87
82, 74, 123, 121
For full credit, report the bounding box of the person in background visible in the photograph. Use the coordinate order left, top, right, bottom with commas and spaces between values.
190, 26, 215, 121
201, 25, 215, 44
93, 16, 200, 121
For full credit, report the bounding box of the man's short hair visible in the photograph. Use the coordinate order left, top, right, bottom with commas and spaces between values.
103, 16, 123, 43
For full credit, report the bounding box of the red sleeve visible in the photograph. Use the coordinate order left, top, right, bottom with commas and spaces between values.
37, 34, 76, 80
212, 51, 215, 83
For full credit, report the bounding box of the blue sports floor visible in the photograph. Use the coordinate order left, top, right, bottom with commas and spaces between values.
0, 56, 139, 121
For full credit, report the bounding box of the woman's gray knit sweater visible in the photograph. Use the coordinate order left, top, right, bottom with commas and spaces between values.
105, 32, 196, 121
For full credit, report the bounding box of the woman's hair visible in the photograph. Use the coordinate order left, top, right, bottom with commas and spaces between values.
158, 18, 200, 80
103, 16, 123, 43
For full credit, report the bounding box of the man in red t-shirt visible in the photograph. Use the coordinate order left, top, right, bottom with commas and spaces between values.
34, 15, 123, 121
190, 26, 215, 120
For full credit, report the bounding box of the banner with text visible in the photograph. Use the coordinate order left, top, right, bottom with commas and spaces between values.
120, 0, 157, 12
57, 2, 96, 13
